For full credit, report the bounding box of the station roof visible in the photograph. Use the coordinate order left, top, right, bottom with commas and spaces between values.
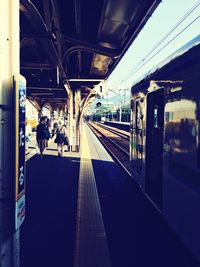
20, 0, 161, 109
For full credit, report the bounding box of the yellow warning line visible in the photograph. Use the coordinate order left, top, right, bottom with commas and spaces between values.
73, 124, 111, 267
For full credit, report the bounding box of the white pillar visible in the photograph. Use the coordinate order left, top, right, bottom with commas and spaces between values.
68, 90, 74, 151
74, 89, 81, 151
0, 0, 20, 266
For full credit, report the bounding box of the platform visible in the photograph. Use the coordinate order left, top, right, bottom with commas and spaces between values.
20, 124, 199, 267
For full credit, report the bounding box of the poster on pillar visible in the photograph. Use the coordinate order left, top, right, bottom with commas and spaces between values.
14, 74, 26, 230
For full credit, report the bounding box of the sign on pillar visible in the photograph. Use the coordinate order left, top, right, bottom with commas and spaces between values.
14, 75, 26, 230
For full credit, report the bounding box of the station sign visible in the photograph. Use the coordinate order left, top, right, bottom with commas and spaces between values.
14, 75, 26, 230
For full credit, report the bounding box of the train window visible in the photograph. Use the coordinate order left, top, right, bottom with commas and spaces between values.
136, 101, 143, 130
164, 99, 200, 192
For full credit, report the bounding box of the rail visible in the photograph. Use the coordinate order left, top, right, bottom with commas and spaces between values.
87, 122, 131, 176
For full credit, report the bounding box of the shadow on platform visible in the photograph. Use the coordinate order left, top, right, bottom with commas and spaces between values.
21, 154, 80, 267
91, 159, 200, 267
20, 151, 199, 267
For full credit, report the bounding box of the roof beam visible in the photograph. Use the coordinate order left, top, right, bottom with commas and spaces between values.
20, 0, 66, 80
64, 36, 119, 58
50, 0, 62, 71
74, 0, 82, 76
68, 79, 103, 82
21, 63, 53, 70
63, 35, 119, 75
27, 86, 65, 91
89, 0, 107, 75
43, 0, 51, 32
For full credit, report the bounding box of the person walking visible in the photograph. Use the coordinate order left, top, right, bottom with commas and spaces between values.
55, 122, 68, 157
52, 121, 58, 137
36, 117, 49, 158
44, 116, 51, 147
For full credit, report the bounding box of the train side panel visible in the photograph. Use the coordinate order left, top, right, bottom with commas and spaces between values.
130, 36, 200, 261
163, 85, 200, 260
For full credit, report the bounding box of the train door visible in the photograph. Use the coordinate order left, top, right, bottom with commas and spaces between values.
135, 99, 144, 174
145, 89, 164, 210
130, 98, 145, 176
130, 99, 134, 160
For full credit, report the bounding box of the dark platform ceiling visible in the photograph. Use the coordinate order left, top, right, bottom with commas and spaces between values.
20, 0, 161, 108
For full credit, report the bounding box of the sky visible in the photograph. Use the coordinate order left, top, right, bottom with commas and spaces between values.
106, 0, 200, 95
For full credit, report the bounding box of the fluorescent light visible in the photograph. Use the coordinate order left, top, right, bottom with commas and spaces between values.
31, 93, 54, 95
68, 79, 103, 82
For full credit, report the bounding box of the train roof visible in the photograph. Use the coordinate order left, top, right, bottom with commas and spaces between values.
131, 34, 200, 93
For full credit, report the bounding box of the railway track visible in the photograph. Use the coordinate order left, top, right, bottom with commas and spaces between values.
95, 122, 130, 140
89, 122, 130, 151
87, 122, 131, 176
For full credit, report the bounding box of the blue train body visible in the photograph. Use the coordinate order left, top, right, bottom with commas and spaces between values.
130, 35, 200, 261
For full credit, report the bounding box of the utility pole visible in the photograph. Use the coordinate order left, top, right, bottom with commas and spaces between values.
106, 90, 109, 121
119, 102, 122, 122
119, 88, 122, 122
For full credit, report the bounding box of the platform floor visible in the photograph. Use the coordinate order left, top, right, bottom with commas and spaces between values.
20, 124, 200, 267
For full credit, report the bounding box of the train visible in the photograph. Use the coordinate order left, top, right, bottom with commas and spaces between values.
130, 35, 200, 261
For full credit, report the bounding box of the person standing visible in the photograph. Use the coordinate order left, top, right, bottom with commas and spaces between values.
36, 117, 48, 158
44, 116, 51, 147
55, 122, 68, 157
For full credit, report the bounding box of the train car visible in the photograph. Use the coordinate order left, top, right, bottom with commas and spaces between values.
130, 35, 200, 261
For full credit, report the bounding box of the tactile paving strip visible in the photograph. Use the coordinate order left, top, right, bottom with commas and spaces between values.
74, 125, 112, 267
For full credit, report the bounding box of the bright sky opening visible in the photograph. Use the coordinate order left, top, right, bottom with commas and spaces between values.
106, 0, 200, 94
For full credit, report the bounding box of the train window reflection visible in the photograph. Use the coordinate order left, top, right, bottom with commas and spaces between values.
165, 99, 196, 121
164, 98, 199, 182
165, 99, 197, 153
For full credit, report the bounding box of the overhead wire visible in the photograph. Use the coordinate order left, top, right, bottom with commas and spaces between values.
141, 0, 200, 60
119, 0, 200, 85
124, 14, 200, 84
